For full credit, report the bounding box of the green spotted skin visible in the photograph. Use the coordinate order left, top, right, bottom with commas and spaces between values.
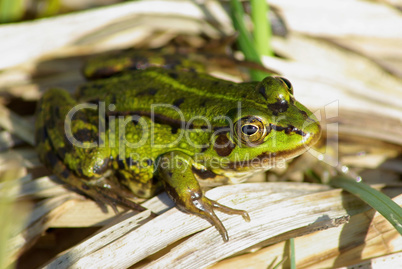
35, 51, 321, 241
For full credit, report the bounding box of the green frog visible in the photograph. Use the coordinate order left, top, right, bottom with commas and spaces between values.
35, 51, 321, 241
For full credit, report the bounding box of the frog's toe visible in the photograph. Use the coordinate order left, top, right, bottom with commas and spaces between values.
89, 185, 149, 214
177, 192, 249, 242
200, 202, 229, 242
208, 198, 250, 222
76, 184, 150, 215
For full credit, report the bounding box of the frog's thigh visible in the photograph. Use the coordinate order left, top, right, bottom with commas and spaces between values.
36, 89, 146, 211
157, 151, 249, 242
36, 88, 109, 179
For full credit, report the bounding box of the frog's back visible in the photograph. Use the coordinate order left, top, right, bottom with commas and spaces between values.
77, 68, 268, 127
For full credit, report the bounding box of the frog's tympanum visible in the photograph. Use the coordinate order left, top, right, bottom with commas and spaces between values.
35, 51, 321, 241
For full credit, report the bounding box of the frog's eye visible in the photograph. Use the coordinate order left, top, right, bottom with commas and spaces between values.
234, 116, 270, 146
278, 77, 293, 95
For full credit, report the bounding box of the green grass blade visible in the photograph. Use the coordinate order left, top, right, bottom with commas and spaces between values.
229, 0, 268, 81
329, 176, 402, 235
0, 0, 25, 23
290, 238, 296, 269
38, 0, 61, 18
250, 0, 272, 56
229, 0, 260, 63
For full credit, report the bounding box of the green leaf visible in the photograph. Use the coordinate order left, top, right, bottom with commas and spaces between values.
329, 176, 402, 235
250, 0, 272, 56
229, 0, 271, 81
0, 0, 25, 23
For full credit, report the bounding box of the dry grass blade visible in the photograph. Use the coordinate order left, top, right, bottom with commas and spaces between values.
0, 105, 35, 146
38, 183, 402, 269
8, 175, 68, 200
0, 0, 232, 70
7, 194, 78, 266
212, 193, 402, 268
42, 210, 155, 269
41, 183, 331, 268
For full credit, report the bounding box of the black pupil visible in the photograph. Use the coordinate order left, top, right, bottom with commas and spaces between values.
242, 125, 258, 136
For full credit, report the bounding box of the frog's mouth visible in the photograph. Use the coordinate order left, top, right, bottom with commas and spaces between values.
222, 123, 322, 173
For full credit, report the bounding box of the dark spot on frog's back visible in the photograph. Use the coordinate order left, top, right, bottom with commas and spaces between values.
199, 99, 207, 107
173, 98, 185, 108
125, 157, 138, 167
168, 72, 179, 79
74, 128, 98, 143
136, 87, 158, 97
110, 95, 117, 105
88, 67, 119, 79
258, 85, 268, 100
71, 110, 88, 122
213, 134, 235, 157
171, 126, 178, 134
145, 159, 153, 166
124, 116, 140, 126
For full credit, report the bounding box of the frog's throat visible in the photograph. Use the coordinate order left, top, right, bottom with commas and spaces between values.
220, 150, 297, 172
219, 126, 321, 173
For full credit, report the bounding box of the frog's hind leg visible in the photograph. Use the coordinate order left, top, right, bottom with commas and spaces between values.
35, 88, 147, 213
157, 151, 250, 242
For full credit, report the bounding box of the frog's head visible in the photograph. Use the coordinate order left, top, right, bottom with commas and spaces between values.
206, 76, 321, 175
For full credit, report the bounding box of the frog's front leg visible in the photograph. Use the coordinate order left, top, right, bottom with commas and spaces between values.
157, 151, 250, 242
